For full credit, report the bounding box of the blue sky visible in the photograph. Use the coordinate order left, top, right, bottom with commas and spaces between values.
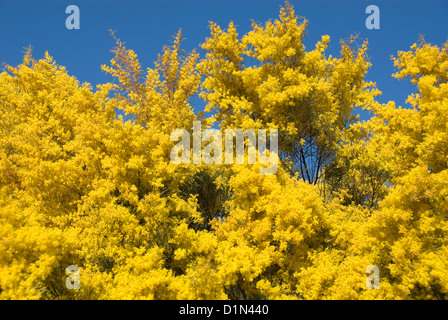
1, 0, 447, 120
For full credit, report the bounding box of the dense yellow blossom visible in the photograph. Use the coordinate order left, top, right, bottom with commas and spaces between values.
0, 3, 447, 300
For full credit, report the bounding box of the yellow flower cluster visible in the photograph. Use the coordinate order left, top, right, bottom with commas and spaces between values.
0, 2, 447, 300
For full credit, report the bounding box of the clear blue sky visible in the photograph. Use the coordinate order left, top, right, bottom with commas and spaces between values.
1, 0, 447, 120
